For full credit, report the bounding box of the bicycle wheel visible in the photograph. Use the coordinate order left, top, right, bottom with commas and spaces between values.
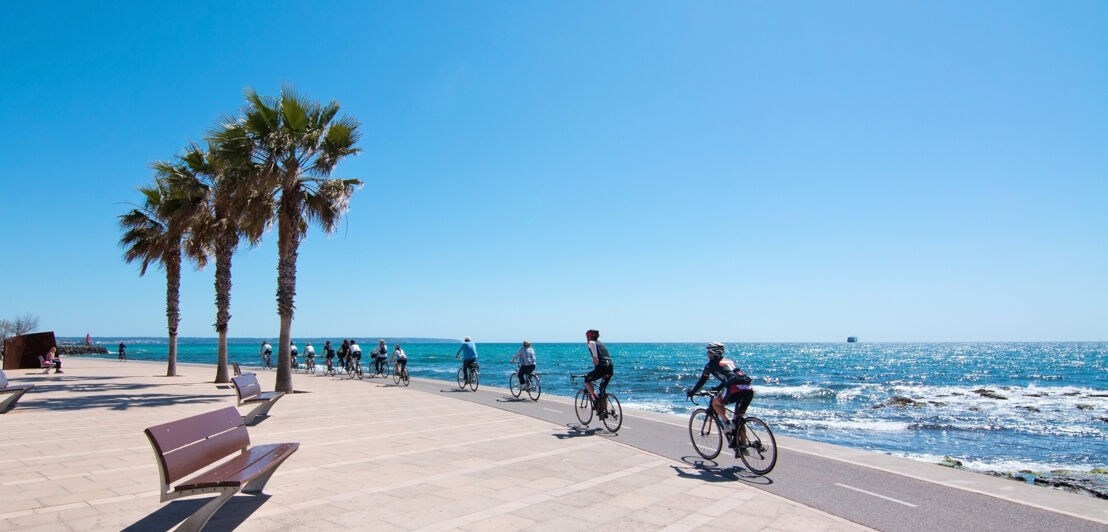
356, 363, 364, 380
469, 369, 479, 391
401, 367, 410, 386
393, 366, 401, 385
526, 374, 542, 401
509, 373, 521, 398
457, 367, 466, 389
574, 389, 593, 425
380, 362, 390, 378
688, 409, 723, 460
601, 394, 622, 432
738, 417, 777, 475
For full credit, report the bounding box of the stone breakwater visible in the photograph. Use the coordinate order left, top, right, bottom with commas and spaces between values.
57, 345, 108, 355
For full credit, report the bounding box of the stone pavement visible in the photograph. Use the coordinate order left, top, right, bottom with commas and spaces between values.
0, 358, 870, 531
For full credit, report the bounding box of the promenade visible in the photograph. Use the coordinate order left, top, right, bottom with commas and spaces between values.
1, 357, 867, 531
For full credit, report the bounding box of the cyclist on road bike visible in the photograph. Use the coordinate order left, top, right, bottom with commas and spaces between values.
455, 336, 479, 383
305, 342, 316, 369
260, 341, 273, 368
290, 341, 299, 369
337, 340, 349, 370
584, 329, 614, 415
389, 344, 407, 374
372, 339, 389, 374
510, 340, 537, 390
686, 342, 753, 434
349, 340, 362, 372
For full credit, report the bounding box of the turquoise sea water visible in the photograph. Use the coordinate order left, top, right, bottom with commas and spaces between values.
70, 338, 1106, 475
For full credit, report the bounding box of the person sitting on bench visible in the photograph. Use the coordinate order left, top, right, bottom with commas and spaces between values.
43, 347, 63, 373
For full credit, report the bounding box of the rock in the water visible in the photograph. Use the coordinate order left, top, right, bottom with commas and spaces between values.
973, 388, 1008, 400
938, 456, 963, 468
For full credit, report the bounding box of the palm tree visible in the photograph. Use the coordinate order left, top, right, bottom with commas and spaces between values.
213, 85, 362, 393
118, 178, 192, 377
160, 143, 263, 383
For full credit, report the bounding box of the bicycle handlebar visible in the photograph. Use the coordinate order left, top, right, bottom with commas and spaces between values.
688, 391, 713, 406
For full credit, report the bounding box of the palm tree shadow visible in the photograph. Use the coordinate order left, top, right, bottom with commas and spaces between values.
495, 397, 529, 403
122, 494, 270, 532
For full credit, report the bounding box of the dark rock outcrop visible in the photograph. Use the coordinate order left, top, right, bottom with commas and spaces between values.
973, 388, 1008, 400
57, 345, 109, 355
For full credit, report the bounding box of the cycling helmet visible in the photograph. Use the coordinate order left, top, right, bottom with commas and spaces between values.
706, 341, 725, 358
586, 329, 600, 341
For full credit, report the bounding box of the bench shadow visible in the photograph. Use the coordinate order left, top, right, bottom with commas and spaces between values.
672, 457, 773, 485
495, 397, 530, 403
122, 494, 270, 532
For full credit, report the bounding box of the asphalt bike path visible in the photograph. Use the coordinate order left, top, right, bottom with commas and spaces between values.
368, 372, 1104, 532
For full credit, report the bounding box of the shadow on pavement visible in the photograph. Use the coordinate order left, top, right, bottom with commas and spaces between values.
553, 424, 606, 439
673, 458, 773, 485
122, 494, 270, 532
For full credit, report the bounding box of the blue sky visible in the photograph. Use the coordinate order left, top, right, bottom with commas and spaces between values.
1, 1, 1104, 342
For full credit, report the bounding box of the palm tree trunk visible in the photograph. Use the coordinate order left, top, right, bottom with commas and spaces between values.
213, 232, 234, 383
165, 245, 182, 377
274, 195, 300, 393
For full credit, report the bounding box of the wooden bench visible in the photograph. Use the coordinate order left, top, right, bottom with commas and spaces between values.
38, 355, 61, 374
1, 384, 34, 413
231, 373, 284, 425
144, 406, 299, 532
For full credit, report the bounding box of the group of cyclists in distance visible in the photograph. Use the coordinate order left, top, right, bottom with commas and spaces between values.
257, 329, 754, 438
258, 338, 407, 376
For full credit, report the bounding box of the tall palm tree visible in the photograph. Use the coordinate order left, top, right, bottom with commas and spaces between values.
213, 85, 362, 393
119, 178, 192, 377
161, 143, 263, 383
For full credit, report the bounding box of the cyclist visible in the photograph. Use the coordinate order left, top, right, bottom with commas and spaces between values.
510, 340, 537, 390
349, 340, 362, 372
685, 342, 753, 434
583, 329, 613, 415
260, 341, 273, 368
337, 339, 349, 371
290, 341, 299, 369
455, 336, 478, 384
305, 342, 316, 370
389, 344, 407, 376
372, 339, 389, 374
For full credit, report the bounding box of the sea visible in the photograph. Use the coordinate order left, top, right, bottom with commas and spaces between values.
68, 338, 1107, 476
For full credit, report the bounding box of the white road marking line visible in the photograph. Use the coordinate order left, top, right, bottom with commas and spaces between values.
543, 408, 561, 413
835, 483, 918, 507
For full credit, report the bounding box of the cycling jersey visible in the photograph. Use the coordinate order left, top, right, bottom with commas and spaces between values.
690, 356, 751, 395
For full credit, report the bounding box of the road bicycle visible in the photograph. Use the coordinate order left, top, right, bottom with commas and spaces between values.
687, 392, 777, 475
392, 361, 410, 386
456, 360, 479, 391
304, 354, 316, 374
261, 352, 273, 369
509, 364, 542, 401
325, 357, 338, 376
570, 373, 621, 432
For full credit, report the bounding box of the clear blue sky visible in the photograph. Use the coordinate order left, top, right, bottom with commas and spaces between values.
1, 1, 1105, 342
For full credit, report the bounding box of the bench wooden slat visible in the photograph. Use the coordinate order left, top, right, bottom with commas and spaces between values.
176, 443, 299, 491
144, 407, 250, 484
145, 406, 245, 452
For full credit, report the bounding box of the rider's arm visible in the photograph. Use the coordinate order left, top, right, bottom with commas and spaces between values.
588, 341, 599, 366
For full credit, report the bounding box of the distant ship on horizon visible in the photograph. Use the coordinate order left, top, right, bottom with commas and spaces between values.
847, 336, 858, 343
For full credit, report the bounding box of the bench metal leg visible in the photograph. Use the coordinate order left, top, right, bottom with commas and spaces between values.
241, 452, 296, 495
1, 388, 32, 413
175, 488, 237, 532
241, 399, 277, 426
